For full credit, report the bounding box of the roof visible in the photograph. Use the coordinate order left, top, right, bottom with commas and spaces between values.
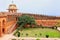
8, 4, 17, 10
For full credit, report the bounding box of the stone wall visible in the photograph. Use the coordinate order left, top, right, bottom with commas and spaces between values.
36, 20, 58, 27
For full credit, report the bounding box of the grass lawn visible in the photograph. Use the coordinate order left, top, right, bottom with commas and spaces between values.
19, 28, 60, 38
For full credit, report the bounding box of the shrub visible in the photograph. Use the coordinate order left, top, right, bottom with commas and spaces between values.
13, 31, 20, 37
36, 38, 40, 40
42, 27, 44, 29
46, 35, 49, 38
52, 27, 54, 29
35, 34, 37, 36
40, 33, 42, 36
17, 32, 20, 37
13, 30, 19, 36
22, 33, 23, 35
13, 30, 18, 35
26, 33, 28, 36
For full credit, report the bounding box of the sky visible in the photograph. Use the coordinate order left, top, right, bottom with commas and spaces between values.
0, 0, 60, 16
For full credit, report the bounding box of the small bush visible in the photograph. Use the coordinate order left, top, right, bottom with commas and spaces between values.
35, 34, 37, 36
46, 35, 49, 38
36, 38, 40, 40
17, 32, 20, 37
14, 31, 20, 37
13, 30, 19, 37
26, 33, 28, 36
52, 27, 54, 29
22, 33, 23, 35
40, 33, 42, 36
42, 27, 44, 29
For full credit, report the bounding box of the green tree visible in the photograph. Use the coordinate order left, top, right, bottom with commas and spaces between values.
17, 15, 36, 29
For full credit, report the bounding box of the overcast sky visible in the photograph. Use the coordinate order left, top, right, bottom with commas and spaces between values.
0, 0, 60, 16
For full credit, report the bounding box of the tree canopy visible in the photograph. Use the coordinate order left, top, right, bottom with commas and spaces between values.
17, 15, 36, 28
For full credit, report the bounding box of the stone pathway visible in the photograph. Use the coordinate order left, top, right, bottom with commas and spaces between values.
0, 23, 17, 40
0, 31, 16, 40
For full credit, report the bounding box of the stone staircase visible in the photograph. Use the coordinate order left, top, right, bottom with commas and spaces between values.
7, 23, 17, 34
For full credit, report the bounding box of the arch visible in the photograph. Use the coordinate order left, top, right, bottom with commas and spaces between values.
2, 20, 5, 25
2, 28, 5, 33
16, 17, 17, 21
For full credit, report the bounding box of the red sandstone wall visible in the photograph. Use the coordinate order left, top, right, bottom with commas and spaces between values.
35, 20, 57, 27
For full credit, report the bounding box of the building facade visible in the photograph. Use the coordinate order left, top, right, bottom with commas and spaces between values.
0, 3, 21, 37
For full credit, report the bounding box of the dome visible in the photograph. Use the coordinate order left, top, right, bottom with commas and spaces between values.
8, 4, 17, 10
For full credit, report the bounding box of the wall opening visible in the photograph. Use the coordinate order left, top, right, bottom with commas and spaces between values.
16, 17, 17, 21
2, 20, 5, 25
2, 28, 5, 33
